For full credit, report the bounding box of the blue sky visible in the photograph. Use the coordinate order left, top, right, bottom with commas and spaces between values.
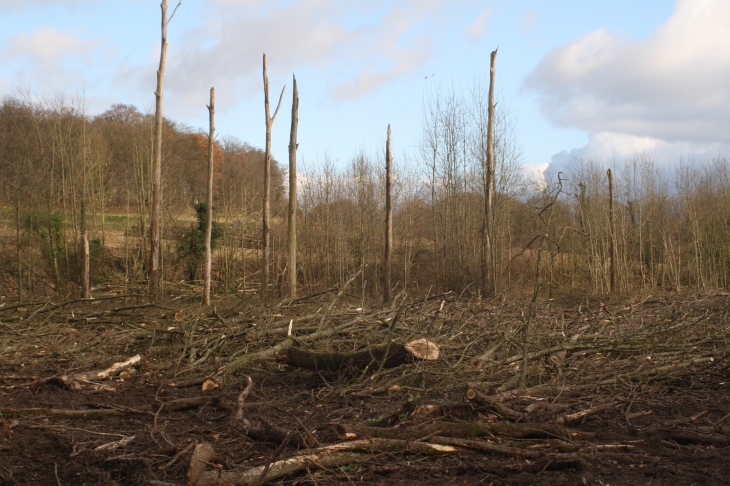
2, 0, 727, 176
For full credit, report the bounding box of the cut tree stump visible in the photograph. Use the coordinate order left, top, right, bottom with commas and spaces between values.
275, 338, 439, 373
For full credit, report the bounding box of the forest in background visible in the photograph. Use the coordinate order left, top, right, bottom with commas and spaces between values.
1, 85, 730, 303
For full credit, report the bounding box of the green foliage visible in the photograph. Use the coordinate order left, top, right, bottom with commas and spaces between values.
177, 203, 223, 281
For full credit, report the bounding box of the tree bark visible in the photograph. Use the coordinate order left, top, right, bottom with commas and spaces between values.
81, 231, 90, 299
383, 125, 393, 303
203, 87, 215, 306
262, 53, 286, 299
275, 338, 439, 373
287, 75, 299, 298
149, 0, 180, 301
482, 48, 497, 297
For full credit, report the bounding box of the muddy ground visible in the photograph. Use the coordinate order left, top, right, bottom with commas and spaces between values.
1, 290, 729, 485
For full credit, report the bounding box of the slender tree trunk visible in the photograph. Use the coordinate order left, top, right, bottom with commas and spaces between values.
607, 168, 615, 293
287, 75, 299, 298
82, 231, 90, 299
150, 0, 180, 301
261, 53, 286, 299
204, 87, 215, 306
482, 48, 497, 296
383, 125, 393, 303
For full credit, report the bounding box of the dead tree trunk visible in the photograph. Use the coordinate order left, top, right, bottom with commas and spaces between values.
607, 168, 615, 294
149, 0, 181, 301
203, 87, 215, 306
276, 338, 439, 373
287, 75, 299, 298
262, 53, 286, 299
482, 48, 497, 297
383, 124, 393, 303
81, 231, 90, 299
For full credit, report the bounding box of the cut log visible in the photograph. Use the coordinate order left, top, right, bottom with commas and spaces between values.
276, 338, 439, 373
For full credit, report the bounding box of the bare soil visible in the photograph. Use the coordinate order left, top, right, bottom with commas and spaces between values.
1, 291, 729, 485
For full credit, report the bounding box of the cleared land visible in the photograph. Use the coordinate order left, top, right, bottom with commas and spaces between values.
1, 290, 729, 485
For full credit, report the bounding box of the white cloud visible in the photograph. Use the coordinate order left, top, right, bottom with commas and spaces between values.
526, 0, 730, 146
151, 0, 453, 115
464, 7, 493, 41
4, 27, 98, 62
547, 131, 730, 177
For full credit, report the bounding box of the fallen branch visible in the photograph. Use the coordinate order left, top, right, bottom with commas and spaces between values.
195, 438, 455, 485
335, 421, 569, 441
465, 388, 524, 421
557, 402, 621, 425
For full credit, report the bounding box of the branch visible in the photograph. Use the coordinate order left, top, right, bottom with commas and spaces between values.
271, 85, 287, 124
167, 0, 182, 23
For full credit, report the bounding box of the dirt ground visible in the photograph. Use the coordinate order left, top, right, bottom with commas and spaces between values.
1, 290, 729, 485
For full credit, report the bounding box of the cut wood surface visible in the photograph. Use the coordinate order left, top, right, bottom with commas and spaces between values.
276, 338, 439, 372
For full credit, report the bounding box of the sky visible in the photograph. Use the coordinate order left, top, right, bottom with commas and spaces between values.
1, 0, 728, 178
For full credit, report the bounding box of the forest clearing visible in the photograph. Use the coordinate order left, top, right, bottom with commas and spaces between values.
3, 1, 730, 485
2, 287, 729, 485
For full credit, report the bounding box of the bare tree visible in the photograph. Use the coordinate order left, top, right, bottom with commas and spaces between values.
383, 125, 393, 303
482, 48, 497, 296
287, 75, 299, 298
203, 87, 215, 306
261, 53, 286, 299
81, 231, 90, 299
607, 167, 615, 293
150, 0, 181, 301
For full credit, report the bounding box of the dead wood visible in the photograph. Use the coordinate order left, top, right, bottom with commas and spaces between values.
31, 354, 142, 391
656, 429, 730, 446
557, 402, 621, 425
187, 442, 217, 486
196, 439, 455, 485
335, 421, 569, 441
275, 338, 439, 373
465, 388, 524, 420
227, 317, 362, 374
1, 408, 126, 419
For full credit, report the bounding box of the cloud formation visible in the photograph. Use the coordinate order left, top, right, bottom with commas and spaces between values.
158, 0, 453, 115
4, 27, 98, 62
526, 0, 730, 148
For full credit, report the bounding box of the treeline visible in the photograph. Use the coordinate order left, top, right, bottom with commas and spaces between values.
1, 90, 729, 302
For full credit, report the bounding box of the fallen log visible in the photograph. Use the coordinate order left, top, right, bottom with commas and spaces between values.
275, 338, 439, 373
227, 317, 362, 374
335, 421, 569, 441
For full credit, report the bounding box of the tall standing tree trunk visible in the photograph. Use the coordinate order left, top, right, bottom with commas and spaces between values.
149, 0, 180, 302
287, 75, 299, 298
261, 53, 286, 299
383, 125, 393, 303
204, 87, 215, 306
82, 231, 90, 299
482, 48, 497, 297
607, 168, 615, 294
